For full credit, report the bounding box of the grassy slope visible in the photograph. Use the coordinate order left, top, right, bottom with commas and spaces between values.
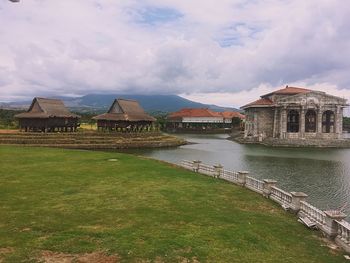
0, 146, 346, 262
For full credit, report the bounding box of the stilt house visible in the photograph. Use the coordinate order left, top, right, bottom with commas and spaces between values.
15, 97, 80, 132
92, 99, 156, 131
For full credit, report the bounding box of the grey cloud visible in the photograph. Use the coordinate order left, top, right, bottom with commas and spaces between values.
0, 0, 350, 101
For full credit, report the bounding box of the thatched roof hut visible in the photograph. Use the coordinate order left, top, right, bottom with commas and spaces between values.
15, 97, 80, 132
93, 99, 156, 131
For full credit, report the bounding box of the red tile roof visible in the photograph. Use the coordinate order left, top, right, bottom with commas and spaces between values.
168, 108, 223, 119
221, 111, 245, 119
262, 86, 311, 97
241, 98, 274, 109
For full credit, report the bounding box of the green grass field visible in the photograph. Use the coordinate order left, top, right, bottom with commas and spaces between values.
0, 146, 346, 262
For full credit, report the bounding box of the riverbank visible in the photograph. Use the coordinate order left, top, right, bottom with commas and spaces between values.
0, 145, 347, 262
229, 131, 350, 148
0, 131, 186, 149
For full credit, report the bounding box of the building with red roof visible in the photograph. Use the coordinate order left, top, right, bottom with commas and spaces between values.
167, 108, 244, 132
240, 85, 348, 141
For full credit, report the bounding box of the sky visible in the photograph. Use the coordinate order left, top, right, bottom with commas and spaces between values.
0, 0, 350, 111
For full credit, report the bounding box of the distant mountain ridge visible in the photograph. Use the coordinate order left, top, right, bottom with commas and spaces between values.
1, 94, 240, 113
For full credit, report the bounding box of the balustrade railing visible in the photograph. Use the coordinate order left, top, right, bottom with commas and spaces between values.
245, 176, 264, 193
336, 220, 350, 245
180, 160, 193, 170
299, 201, 326, 225
221, 169, 239, 183
198, 164, 215, 176
270, 186, 292, 205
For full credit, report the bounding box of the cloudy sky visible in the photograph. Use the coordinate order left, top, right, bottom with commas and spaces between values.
1, 0, 350, 110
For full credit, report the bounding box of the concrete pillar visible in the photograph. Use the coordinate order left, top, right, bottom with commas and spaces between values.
280, 107, 287, 139
192, 160, 201, 172
322, 210, 347, 238
317, 108, 322, 136
335, 106, 341, 138
244, 120, 248, 138
213, 164, 223, 178
263, 179, 277, 198
339, 107, 343, 136
335, 106, 339, 134
273, 108, 278, 138
237, 171, 249, 186
300, 107, 305, 138
290, 191, 308, 212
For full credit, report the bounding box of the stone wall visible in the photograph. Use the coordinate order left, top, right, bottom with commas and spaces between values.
257, 108, 274, 138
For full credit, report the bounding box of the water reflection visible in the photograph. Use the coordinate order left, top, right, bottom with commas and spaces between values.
122, 134, 350, 217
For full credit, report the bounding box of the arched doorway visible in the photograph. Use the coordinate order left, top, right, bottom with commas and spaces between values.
287, 110, 299, 132
305, 110, 316, 132
322, 111, 335, 133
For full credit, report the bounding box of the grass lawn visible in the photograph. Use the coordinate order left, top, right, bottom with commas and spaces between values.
0, 146, 346, 262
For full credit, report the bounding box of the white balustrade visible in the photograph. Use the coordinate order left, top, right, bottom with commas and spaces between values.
221, 169, 239, 183
336, 220, 350, 244
299, 201, 326, 225
198, 164, 215, 176
245, 176, 264, 194
270, 186, 292, 205
180, 160, 194, 170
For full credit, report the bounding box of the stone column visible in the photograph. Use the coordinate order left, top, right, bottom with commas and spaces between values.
335, 106, 341, 138
237, 171, 249, 186
213, 164, 223, 178
317, 108, 323, 136
273, 108, 278, 138
290, 191, 308, 212
192, 160, 201, 172
263, 179, 277, 198
300, 107, 305, 139
339, 107, 343, 135
280, 107, 287, 139
322, 210, 347, 238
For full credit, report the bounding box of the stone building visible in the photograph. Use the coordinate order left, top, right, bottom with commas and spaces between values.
241, 86, 348, 141
167, 108, 244, 132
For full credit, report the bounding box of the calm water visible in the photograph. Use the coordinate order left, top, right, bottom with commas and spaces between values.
124, 133, 350, 217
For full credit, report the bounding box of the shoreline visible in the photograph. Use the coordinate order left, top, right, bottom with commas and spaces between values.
228, 132, 350, 148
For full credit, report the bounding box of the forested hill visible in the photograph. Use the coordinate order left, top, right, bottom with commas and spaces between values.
1, 94, 240, 113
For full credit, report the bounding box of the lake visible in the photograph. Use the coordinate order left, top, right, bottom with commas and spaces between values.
124, 133, 350, 217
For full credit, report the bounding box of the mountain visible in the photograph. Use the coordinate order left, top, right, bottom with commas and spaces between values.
1, 94, 240, 113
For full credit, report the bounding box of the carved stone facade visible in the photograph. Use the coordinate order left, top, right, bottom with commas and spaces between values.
241, 86, 348, 141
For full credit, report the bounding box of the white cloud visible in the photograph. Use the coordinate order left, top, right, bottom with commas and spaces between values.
0, 0, 350, 107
